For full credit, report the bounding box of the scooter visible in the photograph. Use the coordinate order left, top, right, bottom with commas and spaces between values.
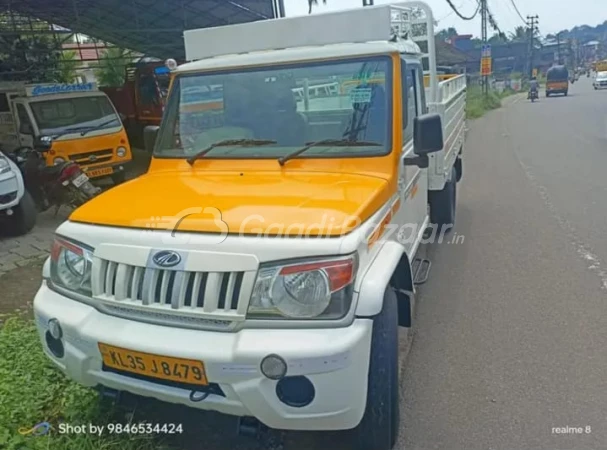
10, 137, 101, 215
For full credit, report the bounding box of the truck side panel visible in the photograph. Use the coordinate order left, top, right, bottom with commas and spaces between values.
426, 74, 466, 191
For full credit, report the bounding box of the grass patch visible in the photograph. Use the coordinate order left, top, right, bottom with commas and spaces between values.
466, 87, 502, 119
0, 316, 170, 450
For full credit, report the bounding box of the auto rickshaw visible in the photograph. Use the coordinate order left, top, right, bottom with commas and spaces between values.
545, 65, 569, 97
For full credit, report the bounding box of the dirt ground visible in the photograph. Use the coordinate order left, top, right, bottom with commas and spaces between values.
0, 258, 43, 317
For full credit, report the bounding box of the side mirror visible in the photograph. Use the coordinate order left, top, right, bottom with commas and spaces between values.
34, 135, 53, 152
143, 126, 159, 153
413, 113, 443, 155
119, 113, 127, 123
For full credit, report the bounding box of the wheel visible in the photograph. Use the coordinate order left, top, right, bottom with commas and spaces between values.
7, 190, 37, 236
564, 91, 568, 96
428, 167, 457, 230
111, 171, 126, 185
354, 288, 399, 450
546, 92, 550, 97
455, 156, 463, 183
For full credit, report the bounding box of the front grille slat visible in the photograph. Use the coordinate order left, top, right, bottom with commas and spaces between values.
224, 273, 238, 312
203, 273, 222, 312
141, 268, 160, 305
113, 264, 132, 300
237, 272, 257, 315
170, 271, 188, 309
160, 270, 171, 303
189, 272, 202, 309
105, 262, 117, 296
93, 257, 256, 327
130, 266, 144, 300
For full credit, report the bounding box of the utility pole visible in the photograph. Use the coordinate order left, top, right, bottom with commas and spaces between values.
480, 0, 488, 95
527, 15, 539, 78
556, 32, 562, 64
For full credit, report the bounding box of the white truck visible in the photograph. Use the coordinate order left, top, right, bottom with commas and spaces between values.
33, 3, 465, 449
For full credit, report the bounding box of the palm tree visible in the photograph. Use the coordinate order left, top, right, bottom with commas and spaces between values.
509, 26, 527, 42
56, 50, 79, 83
94, 47, 134, 87
308, 0, 327, 14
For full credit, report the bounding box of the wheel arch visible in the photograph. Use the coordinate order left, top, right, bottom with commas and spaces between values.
355, 241, 414, 327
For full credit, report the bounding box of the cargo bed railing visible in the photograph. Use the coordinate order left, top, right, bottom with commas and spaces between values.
389, 2, 438, 103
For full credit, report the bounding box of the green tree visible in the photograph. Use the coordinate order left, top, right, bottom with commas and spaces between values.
509, 26, 527, 41
0, 18, 62, 82
56, 50, 79, 83
94, 47, 134, 87
437, 27, 459, 41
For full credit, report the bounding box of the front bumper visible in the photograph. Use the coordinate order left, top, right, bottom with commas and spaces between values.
33, 283, 373, 431
0, 172, 22, 210
80, 161, 130, 179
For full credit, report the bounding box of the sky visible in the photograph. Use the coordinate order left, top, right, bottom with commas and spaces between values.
283, 0, 606, 37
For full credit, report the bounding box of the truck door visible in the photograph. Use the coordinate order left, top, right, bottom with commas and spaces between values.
395, 58, 429, 255
13, 102, 35, 149
136, 70, 162, 123
0, 92, 19, 151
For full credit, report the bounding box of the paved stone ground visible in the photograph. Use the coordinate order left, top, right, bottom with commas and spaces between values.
0, 209, 69, 276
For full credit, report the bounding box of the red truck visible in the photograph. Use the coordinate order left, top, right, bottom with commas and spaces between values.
100, 61, 171, 147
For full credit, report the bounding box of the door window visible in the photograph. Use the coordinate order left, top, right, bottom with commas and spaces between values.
16, 104, 34, 135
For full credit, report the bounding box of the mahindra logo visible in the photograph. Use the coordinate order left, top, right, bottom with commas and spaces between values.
152, 250, 181, 268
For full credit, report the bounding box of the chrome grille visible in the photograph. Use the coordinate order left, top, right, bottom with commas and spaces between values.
92, 258, 256, 322
69, 148, 114, 165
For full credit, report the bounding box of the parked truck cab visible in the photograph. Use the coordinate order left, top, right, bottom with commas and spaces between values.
1, 82, 132, 184
33, 3, 465, 449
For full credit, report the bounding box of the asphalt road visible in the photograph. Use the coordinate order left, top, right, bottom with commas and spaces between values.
400, 78, 607, 450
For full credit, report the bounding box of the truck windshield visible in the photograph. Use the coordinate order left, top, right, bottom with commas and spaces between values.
29, 95, 121, 136
154, 56, 392, 159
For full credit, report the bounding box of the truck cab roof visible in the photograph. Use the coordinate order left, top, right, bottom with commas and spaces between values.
176, 40, 422, 74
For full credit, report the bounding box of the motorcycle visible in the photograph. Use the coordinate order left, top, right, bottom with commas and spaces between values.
528, 88, 539, 102
10, 138, 101, 214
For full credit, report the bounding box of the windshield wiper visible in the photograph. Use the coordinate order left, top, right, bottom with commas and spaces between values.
186, 139, 277, 166
278, 139, 382, 166
80, 118, 121, 136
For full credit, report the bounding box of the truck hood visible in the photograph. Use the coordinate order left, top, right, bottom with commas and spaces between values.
70, 170, 392, 237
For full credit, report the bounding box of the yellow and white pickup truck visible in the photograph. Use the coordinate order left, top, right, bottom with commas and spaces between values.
33, 2, 466, 449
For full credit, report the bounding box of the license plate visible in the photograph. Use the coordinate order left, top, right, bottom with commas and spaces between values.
72, 173, 89, 188
98, 343, 208, 386
85, 167, 113, 178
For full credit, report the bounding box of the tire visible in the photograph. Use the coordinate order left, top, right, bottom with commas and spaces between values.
428, 167, 456, 229
546, 92, 550, 97
355, 288, 399, 450
7, 191, 37, 236
455, 156, 463, 183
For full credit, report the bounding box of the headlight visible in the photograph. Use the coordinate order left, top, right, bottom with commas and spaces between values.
50, 237, 94, 296
116, 146, 127, 157
53, 157, 65, 165
0, 156, 10, 175
248, 255, 357, 320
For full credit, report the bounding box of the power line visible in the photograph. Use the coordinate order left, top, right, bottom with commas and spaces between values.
508, 0, 527, 24
444, 0, 481, 21
486, 3, 507, 40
